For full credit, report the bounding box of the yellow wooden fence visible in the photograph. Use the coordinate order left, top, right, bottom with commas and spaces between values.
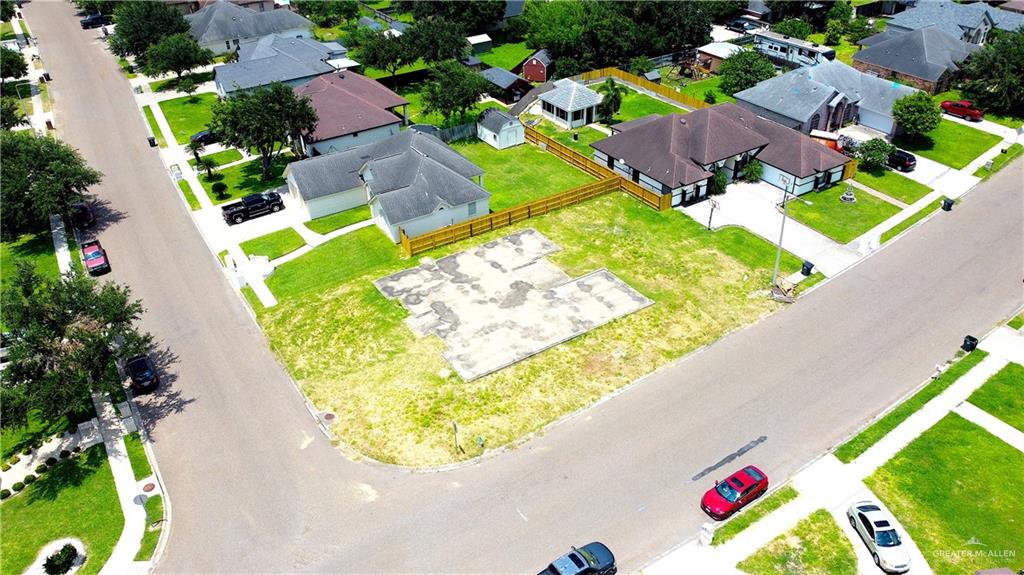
575, 67, 711, 111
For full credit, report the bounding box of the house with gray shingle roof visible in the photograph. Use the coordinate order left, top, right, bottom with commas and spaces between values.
734, 59, 919, 136
186, 0, 312, 54
477, 108, 524, 149
885, 0, 1024, 44
284, 130, 488, 241
853, 27, 979, 94
538, 79, 603, 129
214, 35, 357, 96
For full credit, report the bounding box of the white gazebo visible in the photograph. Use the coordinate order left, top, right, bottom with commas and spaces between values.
538, 79, 603, 129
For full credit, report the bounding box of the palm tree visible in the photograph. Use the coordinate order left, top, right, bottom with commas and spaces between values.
596, 78, 625, 124
186, 139, 205, 164
196, 156, 217, 179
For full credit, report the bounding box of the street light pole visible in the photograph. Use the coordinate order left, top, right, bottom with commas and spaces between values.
771, 177, 792, 289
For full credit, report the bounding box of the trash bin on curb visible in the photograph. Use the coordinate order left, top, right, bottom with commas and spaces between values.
147, 136, 157, 147
45, 119, 54, 130
942, 197, 955, 211
41, 71, 51, 82
962, 335, 979, 352
801, 260, 814, 276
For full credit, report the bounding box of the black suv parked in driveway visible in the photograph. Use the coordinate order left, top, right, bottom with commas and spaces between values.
222, 191, 285, 225
888, 150, 917, 172
80, 13, 112, 29
190, 130, 219, 146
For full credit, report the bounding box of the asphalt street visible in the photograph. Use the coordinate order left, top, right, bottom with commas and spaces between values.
27, 3, 1024, 573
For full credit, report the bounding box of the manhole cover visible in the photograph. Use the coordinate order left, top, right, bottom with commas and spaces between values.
321, 412, 336, 422
143, 483, 155, 493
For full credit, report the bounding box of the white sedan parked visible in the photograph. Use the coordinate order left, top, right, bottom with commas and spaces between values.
847, 501, 911, 573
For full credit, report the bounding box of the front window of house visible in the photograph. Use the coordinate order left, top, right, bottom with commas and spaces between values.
468, 202, 477, 216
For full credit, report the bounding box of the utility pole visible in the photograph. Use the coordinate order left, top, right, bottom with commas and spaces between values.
771, 177, 792, 289
707, 199, 719, 230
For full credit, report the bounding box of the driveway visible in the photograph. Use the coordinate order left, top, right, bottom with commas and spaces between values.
192, 185, 306, 248
680, 182, 862, 277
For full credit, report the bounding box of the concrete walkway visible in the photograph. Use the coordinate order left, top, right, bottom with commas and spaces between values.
49, 214, 73, 272
955, 402, 1024, 452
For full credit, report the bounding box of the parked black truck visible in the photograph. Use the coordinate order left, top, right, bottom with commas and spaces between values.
222, 191, 285, 225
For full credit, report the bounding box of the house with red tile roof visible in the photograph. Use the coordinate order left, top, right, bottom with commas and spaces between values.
294, 71, 409, 157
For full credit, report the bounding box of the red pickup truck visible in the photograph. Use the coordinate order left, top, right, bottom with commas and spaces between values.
940, 100, 984, 121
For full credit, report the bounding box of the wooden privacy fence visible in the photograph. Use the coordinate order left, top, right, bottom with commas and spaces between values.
575, 67, 711, 111
843, 160, 858, 181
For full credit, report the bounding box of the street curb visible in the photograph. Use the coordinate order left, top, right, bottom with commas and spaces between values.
129, 396, 171, 574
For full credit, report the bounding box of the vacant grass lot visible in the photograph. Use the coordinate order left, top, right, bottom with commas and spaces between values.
142, 105, 166, 148
715, 485, 799, 546
786, 182, 901, 244
398, 82, 506, 126
974, 143, 1023, 179
188, 148, 243, 169
866, 413, 1024, 575
737, 509, 857, 575
677, 75, 735, 105
240, 228, 306, 260
967, 362, 1024, 432
158, 93, 217, 145
305, 205, 371, 235
854, 168, 932, 204
479, 41, 533, 70
123, 432, 152, 481
450, 140, 594, 210
199, 156, 293, 204
0, 445, 123, 575
612, 87, 687, 123
933, 89, 1024, 130
893, 120, 1002, 170
834, 350, 987, 462
880, 197, 946, 244
531, 120, 607, 157
249, 192, 801, 466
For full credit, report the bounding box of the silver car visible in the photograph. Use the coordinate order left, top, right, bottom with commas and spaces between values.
847, 501, 911, 573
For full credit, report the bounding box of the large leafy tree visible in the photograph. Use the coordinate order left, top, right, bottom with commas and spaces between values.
354, 28, 416, 88
422, 60, 489, 125
292, 0, 359, 27
73, 0, 116, 15
1, 264, 152, 427
961, 30, 1024, 118
772, 18, 813, 40
718, 51, 776, 95
109, 1, 190, 63
857, 138, 896, 172
0, 131, 103, 240
1, 0, 15, 21
1, 46, 27, 86
892, 92, 941, 138
408, 17, 470, 65
1, 95, 28, 129
827, 0, 853, 27
210, 83, 317, 180
143, 33, 213, 81
396, 0, 505, 34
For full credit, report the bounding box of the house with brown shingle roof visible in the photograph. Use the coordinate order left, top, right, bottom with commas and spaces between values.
294, 71, 409, 157
591, 103, 850, 205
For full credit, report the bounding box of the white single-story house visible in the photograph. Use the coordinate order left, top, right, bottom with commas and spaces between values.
284, 131, 489, 241
186, 0, 312, 55
538, 78, 603, 129
477, 108, 524, 150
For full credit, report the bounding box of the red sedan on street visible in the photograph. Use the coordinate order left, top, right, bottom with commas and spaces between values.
82, 240, 111, 276
940, 100, 984, 121
700, 465, 769, 520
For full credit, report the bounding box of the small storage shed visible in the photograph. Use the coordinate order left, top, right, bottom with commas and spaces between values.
521, 49, 552, 82
477, 108, 525, 150
467, 33, 493, 54
643, 69, 661, 83
697, 42, 745, 72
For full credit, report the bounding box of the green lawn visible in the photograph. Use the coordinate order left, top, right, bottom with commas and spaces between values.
893, 119, 1003, 170
612, 87, 687, 123
933, 89, 1024, 130
188, 148, 243, 169
785, 182, 901, 244
880, 197, 946, 243
479, 41, 533, 70
715, 485, 799, 546
250, 192, 802, 466
398, 82, 507, 127
38, 81, 50, 113
123, 432, 153, 481
157, 93, 218, 145
142, 105, 166, 148
135, 494, 164, 561
0, 21, 15, 41
974, 143, 1023, 179
149, 71, 213, 93
199, 155, 293, 204
313, 23, 354, 43
834, 349, 988, 462
866, 413, 1024, 575
1, 231, 59, 293
967, 362, 1024, 433
1, 412, 68, 462
450, 140, 595, 210
0, 445, 123, 575
854, 168, 932, 204
1009, 313, 1024, 330
240, 228, 306, 260
3, 79, 34, 116
117, 58, 137, 79
176, 179, 201, 210
365, 58, 428, 82
531, 120, 607, 157
305, 205, 372, 235
737, 509, 857, 575
677, 75, 735, 105
807, 33, 859, 65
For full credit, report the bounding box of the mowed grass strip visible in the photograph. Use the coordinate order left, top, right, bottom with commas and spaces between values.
854, 168, 932, 204
157, 93, 217, 145
834, 350, 988, 462
253, 193, 801, 466
135, 494, 164, 561
737, 508, 857, 575
974, 142, 1023, 179
142, 105, 166, 148
240, 228, 306, 260
304, 205, 371, 235
715, 485, 799, 546
532, 120, 608, 157
785, 182, 901, 244
1009, 313, 1024, 330
880, 197, 946, 244
449, 140, 594, 211
188, 148, 243, 169
176, 179, 201, 211
865, 413, 1024, 575
967, 362, 1024, 432
0, 445, 123, 575
893, 119, 1002, 170
123, 431, 152, 481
